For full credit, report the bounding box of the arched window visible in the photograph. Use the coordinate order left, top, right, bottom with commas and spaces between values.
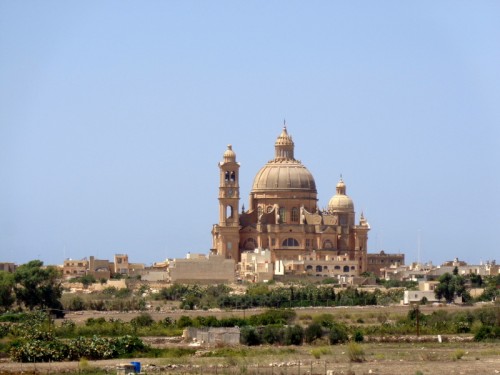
226, 205, 233, 219
306, 265, 313, 271
230, 171, 235, 182
343, 265, 350, 273
267, 206, 273, 213
282, 238, 299, 247
291, 207, 299, 222
257, 206, 263, 216
279, 207, 286, 223
225, 171, 230, 181
323, 240, 333, 249
351, 266, 356, 270
334, 265, 341, 270
316, 265, 322, 272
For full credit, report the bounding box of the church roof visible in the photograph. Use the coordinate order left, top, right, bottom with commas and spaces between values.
251, 126, 317, 193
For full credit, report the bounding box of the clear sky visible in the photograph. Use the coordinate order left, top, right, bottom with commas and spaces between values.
1, 2, 499, 267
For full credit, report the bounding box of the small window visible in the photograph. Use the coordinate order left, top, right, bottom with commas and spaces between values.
279, 207, 286, 223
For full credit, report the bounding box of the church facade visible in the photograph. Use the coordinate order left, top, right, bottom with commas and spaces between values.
211, 126, 371, 276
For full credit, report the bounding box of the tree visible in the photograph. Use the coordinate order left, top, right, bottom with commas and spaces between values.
0, 271, 15, 311
434, 272, 466, 303
14, 260, 64, 312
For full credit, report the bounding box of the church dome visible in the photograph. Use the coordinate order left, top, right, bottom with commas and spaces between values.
328, 194, 354, 211
252, 161, 317, 192
251, 126, 317, 193
328, 178, 354, 212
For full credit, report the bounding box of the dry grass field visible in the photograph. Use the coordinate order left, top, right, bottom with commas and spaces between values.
0, 341, 499, 374
0, 304, 498, 375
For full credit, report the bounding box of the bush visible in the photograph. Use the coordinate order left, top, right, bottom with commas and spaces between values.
353, 330, 364, 342
248, 309, 296, 326
176, 316, 193, 328
240, 326, 261, 346
304, 322, 323, 344
347, 342, 365, 362
474, 325, 500, 341
261, 325, 284, 345
131, 313, 154, 327
329, 323, 349, 345
284, 325, 304, 345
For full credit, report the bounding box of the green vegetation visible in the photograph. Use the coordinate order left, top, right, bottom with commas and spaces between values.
68, 275, 96, 288
434, 271, 469, 303
347, 342, 365, 362
0, 271, 15, 312
12, 260, 64, 315
7, 311, 146, 362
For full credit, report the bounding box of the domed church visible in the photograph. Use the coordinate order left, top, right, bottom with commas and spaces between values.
211, 126, 371, 275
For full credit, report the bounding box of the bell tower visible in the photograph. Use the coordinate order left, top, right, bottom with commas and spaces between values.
211, 145, 241, 260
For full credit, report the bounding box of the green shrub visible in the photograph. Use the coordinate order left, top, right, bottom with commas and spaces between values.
347, 342, 365, 362
240, 326, 261, 346
261, 324, 284, 345
176, 315, 193, 328
329, 323, 348, 344
131, 312, 154, 327
453, 349, 465, 360
474, 325, 499, 341
304, 322, 323, 344
284, 325, 304, 345
353, 330, 364, 342
248, 309, 296, 326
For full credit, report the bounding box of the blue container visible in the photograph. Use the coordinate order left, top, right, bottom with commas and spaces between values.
130, 362, 141, 373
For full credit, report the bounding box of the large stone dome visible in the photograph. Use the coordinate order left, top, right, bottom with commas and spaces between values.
251, 126, 317, 194
252, 160, 317, 193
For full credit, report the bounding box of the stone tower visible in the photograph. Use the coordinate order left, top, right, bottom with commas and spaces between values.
211, 145, 241, 260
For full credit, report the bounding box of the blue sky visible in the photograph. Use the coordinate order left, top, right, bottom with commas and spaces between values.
1, 2, 499, 266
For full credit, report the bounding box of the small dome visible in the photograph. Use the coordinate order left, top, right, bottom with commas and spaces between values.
223, 144, 236, 162
328, 194, 354, 211
328, 178, 354, 212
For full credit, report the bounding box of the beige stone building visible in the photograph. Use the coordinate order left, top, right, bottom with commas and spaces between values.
239, 249, 274, 282
169, 254, 235, 284
62, 258, 89, 279
366, 250, 405, 277
212, 126, 370, 275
